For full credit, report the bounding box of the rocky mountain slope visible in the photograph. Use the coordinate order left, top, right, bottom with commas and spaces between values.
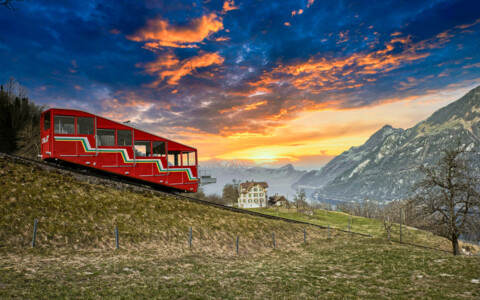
294, 86, 480, 202
200, 160, 306, 198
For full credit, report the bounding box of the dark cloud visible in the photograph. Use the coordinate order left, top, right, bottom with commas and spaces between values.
1, 0, 479, 136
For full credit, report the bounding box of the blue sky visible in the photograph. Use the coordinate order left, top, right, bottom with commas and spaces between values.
1, 0, 480, 168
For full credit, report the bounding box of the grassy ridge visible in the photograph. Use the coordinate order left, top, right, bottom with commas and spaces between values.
1, 157, 479, 298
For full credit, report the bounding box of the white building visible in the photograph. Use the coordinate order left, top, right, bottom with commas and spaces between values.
237, 181, 268, 208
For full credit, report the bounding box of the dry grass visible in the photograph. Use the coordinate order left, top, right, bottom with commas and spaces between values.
1, 157, 479, 298
0, 158, 328, 254
248, 206, 477, 254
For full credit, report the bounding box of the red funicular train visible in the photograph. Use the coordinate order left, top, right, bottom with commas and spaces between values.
40, 108, 198, 192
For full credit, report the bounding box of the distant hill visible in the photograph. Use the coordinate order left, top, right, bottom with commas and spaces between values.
200, 160, 307, 198
293, 86, 480, 203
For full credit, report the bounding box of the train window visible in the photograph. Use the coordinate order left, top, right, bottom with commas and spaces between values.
77, 117, 94, 135
43, 111, 50, 130
54, 115, 75, 134
152, 141, 166, 157
168, 151, 181, 166
97, 129, 115, 146
117, 130, 132, 146
134, 141, 150, 157
182, 151, 196, 166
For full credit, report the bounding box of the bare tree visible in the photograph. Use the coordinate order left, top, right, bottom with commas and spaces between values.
411, 145, 480, 255
380, 202, 402, 241
293, 188, 309, 211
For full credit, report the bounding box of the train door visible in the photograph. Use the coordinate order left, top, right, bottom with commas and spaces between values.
134, 141, 153, 177
181, 151, 197, 185
96, 129, 117, 170
76, 116, 95, 166
117, 129, 133, 176
40, 111, 52, 158
152, 141, 168, 183
167, 151, 183, 185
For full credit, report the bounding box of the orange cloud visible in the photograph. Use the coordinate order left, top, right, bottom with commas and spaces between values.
455, 18, 480, 29
109, 29, 121, 35
244, 100, 267, 111
463, 62, 480, 69
222, 0, 238, 14
307, 0, 315, 8
214, 36, 230, 42
284, 22, 291, 27
140, 52, 225, 86
127, 13, 223, 48
251, 33, 444, 94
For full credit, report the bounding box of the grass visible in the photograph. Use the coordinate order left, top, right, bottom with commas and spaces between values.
247, 207, 457, 252
1, 157, 479, 298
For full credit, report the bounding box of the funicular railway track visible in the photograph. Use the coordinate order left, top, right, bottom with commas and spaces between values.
1, 152, 372, 237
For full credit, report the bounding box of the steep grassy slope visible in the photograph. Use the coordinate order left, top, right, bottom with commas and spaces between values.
0, 157, 325, 253
1, 157, 479, 298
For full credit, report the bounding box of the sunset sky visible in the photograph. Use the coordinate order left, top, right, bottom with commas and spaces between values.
1, 0, 480, 170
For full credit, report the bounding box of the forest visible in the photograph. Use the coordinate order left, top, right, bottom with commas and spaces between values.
0, 78, 45, 159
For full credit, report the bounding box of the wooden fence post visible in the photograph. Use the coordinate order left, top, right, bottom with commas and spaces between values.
115, 226, 119, 250
189, 227, 193, 248
400, 209, 403, 243
303, 228, 306, 244
328, 225, 331, 239
32, 218, 37, 248
236, 235, 239, 253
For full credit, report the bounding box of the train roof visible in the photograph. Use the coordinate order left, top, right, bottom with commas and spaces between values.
43, 107, 197, 151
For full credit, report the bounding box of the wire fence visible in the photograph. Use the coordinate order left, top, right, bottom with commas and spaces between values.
0, 152, 460, 255
8, 213, 458, 256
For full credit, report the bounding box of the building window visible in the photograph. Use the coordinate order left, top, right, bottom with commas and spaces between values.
134, 141, 151, 157
54, 115, 75, 134
153, 141, 166, 157
97, 129, 115, 146
117, 130, 132, 146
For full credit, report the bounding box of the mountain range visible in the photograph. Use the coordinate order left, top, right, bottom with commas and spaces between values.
200, 160, 306, 198
293, 85, 480, 203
